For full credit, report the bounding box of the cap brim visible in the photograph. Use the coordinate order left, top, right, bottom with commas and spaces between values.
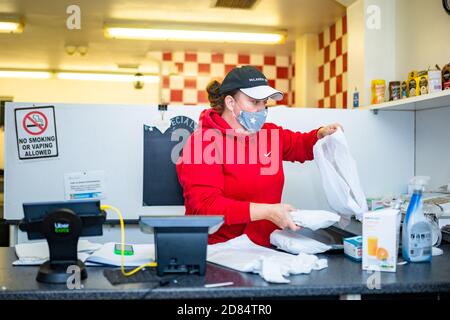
240, 85, 284, 101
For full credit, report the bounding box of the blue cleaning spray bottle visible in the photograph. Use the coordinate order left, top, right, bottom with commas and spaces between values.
402, 176, 432, 262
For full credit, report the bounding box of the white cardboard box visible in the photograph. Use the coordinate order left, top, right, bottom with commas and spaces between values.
362, 208, 401, 272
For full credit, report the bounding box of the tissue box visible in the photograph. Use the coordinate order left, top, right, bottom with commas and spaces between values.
344, 236, 362, 261
363, 209, 401, 273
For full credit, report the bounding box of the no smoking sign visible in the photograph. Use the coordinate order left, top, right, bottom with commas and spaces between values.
15, 106, 59, 160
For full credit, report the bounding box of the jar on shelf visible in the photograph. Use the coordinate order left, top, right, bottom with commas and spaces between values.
389, 81, 401, 101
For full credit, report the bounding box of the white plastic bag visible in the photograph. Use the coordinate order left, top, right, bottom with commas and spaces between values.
313, 128, 368, 220
270, 230, 332, 254
290, 210, 340, 230
207, 235, 327, 283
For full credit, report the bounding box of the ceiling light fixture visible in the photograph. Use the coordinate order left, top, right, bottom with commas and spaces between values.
0, 69, 159, 83
0, 70, 51, 79
0, 15, 24, 33
56, 72, 159, 83
104, 21, 286, 44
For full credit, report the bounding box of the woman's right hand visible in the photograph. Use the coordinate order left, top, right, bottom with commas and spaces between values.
250, 202, 300, 231
267, 203, 300, 231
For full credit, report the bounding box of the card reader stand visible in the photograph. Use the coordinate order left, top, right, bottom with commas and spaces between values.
139, 216, 223, 276
19, 202, 106, 284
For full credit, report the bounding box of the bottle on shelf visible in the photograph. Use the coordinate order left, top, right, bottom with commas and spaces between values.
353, 87, 359, 108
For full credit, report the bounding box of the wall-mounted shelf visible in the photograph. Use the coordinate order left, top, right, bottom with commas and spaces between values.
359, 89, 450, 113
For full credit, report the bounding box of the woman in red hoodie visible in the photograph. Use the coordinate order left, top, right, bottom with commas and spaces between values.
176, 65, 341, 247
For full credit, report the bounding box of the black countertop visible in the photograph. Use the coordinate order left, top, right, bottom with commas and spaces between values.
0, 246, 449, 300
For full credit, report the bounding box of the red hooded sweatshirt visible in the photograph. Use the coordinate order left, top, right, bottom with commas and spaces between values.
176, 108, 320, 247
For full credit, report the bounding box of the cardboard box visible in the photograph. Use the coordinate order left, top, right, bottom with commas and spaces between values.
363, 208, 401, 272
443, 63, 450, 90
344, 236, 362, 261
366, 198, 385, 211
407, 71, 419, 97
417, 73, 428, 95
428, 70, 442, 93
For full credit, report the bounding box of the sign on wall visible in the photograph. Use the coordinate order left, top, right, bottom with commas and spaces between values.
14, 106, 59, 160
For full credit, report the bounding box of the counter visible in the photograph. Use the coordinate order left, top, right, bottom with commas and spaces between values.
0, 245, 449, 300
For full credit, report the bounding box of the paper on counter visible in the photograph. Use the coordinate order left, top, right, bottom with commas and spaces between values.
13, 241, 155, 267
85, 242, 155, 267
13, 240, 101, 266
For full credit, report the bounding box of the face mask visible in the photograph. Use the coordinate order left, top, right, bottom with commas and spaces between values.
234, 107, 268, 133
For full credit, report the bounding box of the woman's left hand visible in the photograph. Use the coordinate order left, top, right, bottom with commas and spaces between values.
317, 123, 343, 139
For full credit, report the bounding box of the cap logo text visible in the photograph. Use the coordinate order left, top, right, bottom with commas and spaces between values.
248, 78, 267, 82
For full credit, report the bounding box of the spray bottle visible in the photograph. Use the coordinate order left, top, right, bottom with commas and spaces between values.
402, 176, 432, 262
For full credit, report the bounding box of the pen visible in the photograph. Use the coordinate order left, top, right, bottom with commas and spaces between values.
204, 281, 234, 288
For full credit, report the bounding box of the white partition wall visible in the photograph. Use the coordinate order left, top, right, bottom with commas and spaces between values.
4, 102, 415, 243
4, 103, 205, 222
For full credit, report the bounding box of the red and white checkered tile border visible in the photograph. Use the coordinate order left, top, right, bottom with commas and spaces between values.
318, 15, 348, 109
158, 51, 295, 106
289, 54, 295, 106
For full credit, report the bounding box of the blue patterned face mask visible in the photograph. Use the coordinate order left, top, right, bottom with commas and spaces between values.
236, 108, 268, 133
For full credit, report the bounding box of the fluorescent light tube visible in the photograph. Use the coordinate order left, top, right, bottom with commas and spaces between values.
105, 27, 285, 44
57, 72, 159, 83
0, 21, 24, 33
0, 70, 51, 79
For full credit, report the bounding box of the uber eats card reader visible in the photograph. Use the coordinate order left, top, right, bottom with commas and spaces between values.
19, 200, 106, 284
139, 216, 223, 276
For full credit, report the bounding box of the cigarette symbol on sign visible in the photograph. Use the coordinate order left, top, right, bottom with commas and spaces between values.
22, 111, 48, 135
27, 114, 45, 128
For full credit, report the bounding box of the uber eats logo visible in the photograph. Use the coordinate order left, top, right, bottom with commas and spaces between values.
54, 222, 70, 234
